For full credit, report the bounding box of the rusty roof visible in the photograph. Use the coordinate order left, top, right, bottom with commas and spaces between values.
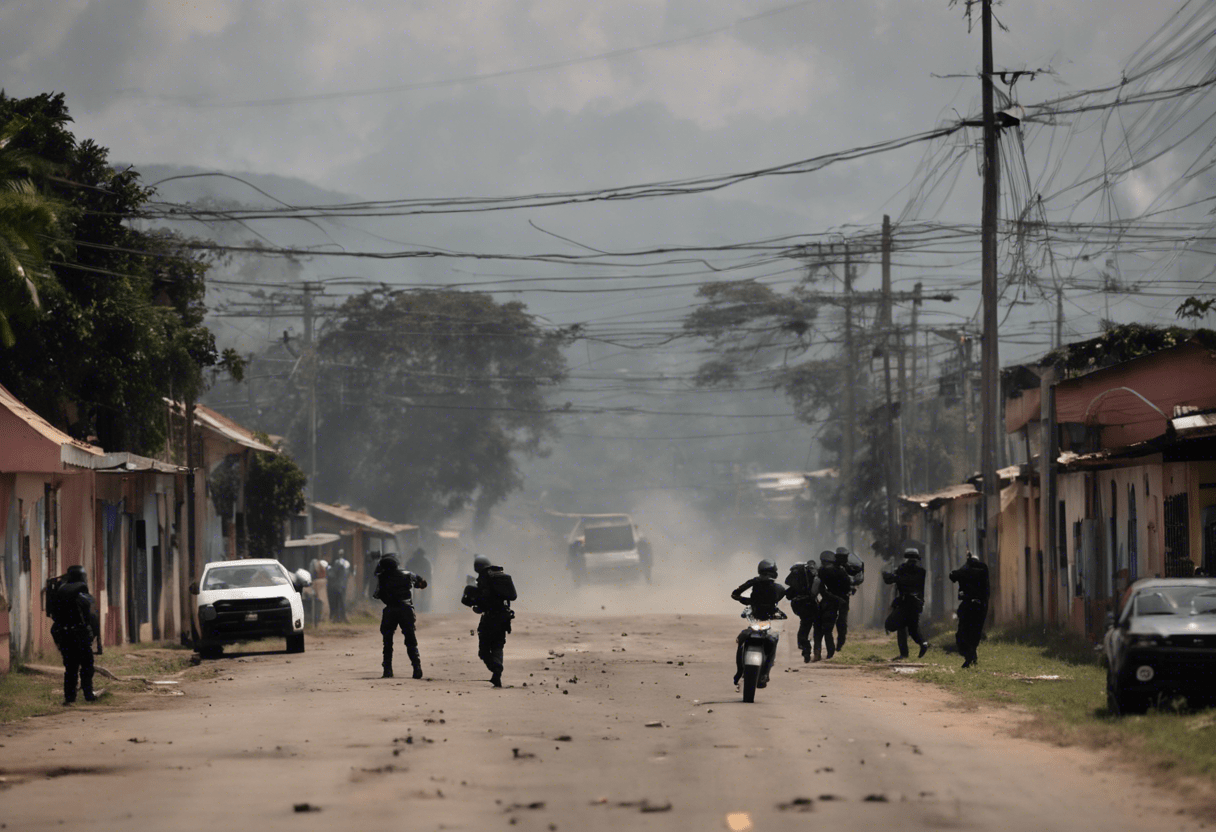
0, 382, 104, 465
312, 502, 417, 535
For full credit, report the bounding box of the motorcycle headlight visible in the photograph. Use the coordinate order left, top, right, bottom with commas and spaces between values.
749, 622, 771, 632
200, 604, 217, 621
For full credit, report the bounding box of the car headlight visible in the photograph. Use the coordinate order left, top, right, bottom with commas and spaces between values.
1128, 634, 1164, 648
200, 604, 217, 621
277, 597, 290, 607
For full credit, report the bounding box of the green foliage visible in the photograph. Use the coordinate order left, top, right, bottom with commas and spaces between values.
266, 288, 569, 528
0, 93, 239, 454
1177, 296, 1215, 321
1037, 323, 1200, 380
245, 439, 307, 559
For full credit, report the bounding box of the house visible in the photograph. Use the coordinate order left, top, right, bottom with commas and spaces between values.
997, 331, 1216, 637
308, 502, 419, 602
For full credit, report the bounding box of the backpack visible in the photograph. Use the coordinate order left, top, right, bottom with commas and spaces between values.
486, 570, 517, 602
786, 563, 811, 596
45, 575, 67, 620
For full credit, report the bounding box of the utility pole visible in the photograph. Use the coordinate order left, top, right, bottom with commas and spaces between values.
842, 242, 856, 553
303, 283, 317, 535
897, 325, 908, 496
960, 334, 975, 473
185, 395, 197, 586
880, 215, 899, 557
980, 0, 1002, 573
908, 282, 922, 492
1055, 284, 1064, 349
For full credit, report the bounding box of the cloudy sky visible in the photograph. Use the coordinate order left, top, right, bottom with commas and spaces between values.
1, 1, 1208, 448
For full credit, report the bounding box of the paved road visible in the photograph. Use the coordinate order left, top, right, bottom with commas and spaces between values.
0, 613, 1204, 831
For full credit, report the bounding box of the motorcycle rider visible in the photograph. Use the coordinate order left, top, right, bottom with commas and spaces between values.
731, 560, 787, 687
833, 547, 864, 651
373, 555, 427, 679
814, 551, 852, 661
950, 550, 990, 668
49, 565, 100, 705
883, 545, 930, 660
461, 555, 515, 688
784, 559, 820, 663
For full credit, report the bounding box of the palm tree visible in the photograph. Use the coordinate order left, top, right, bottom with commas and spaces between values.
0, 117, 63, 346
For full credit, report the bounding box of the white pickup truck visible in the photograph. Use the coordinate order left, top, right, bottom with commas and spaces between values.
567, 514, 653, 585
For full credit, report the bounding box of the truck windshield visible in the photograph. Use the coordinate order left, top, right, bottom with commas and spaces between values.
1133, 586, 1216, 616
583, 525, 635, 553
203, 564, 290, 591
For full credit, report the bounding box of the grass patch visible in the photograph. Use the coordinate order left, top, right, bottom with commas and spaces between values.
833, 623, 1216, 783
1, 641, 202, 723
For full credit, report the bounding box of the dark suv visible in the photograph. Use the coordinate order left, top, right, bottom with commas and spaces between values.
1103, 578, 1216, 714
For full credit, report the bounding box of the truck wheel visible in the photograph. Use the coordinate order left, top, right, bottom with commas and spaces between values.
198, 642, 223, 660
286, 632, 305, 654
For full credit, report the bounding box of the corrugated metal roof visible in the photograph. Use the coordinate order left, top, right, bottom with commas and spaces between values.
312, 502, 417, 535
283, 532, 341, 548
192, 403, 278, 454
0, 383, 104, 465
63, 449, 186, 473
902, 482, 980, 508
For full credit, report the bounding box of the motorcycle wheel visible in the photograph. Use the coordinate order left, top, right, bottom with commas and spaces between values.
742, 664, 760, 703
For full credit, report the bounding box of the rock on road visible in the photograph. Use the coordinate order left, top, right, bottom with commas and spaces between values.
0, 613, 1203, 831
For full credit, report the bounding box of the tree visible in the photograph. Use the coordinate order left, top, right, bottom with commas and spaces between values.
0, 115, 66, 346
0, 93, 242, 453
264, 288, 569, 528
246, 440, 308, 559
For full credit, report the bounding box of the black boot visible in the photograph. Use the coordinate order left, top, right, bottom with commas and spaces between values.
490, 671, 503, 688
382, 665, 393, 678
412, 665, 423, 679
918, 642, 930, 659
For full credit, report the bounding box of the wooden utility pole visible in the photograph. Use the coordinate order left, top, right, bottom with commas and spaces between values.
980, 0, 1002, 572
842, 242, 856, 552
303, 283, 317, 535
881, 215, 899, 556
185, 396, 197, 587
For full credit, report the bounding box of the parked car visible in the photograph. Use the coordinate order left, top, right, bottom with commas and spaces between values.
190, 559, 307, 658
1102, 577, 1216, 714
567, 514, 653, 585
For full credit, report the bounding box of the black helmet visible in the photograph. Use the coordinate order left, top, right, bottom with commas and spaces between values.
473, 555, 492, 574
819, 550, 835, 565
834, 546, 850, 564
757, 559, 778, 578
375, 555, 399, 575
903, 546, 922, 560
66, 564, 86, 582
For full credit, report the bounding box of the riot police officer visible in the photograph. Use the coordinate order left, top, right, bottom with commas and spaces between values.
784, 560, 819, 663
833, 547, 864, 651
814, 551, 851, 661
883, 546, 929, 659
950, 550, 990, 668
49, 565, 99, 705
373, 555, 427, 679
731, 560, 787, 687
461, 555, 516, 688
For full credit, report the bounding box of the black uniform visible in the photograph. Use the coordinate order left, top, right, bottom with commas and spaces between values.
950, 555, 990, 667
374, 564, 427, 678
50, 576, 99, 704
462, 565, 514, 686
815, 563, 852, 659
783, 563, 819, 661
835, 557, 864, 650
731, 575, 787, 684
883, 558, 928, 658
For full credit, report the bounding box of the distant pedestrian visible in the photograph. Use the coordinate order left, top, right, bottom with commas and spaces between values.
460, 555, 516, 687
47, 565, 100, 705
883, 546, 929, 660
405, 547, 432, 613
373, 555, 427, 678
309, 557, 329, 623
328, 550, 352, 623
950, 550, 990, 668
294, 568, 317, 626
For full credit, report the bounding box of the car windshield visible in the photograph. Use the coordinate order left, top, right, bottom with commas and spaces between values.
583, 525, 635, 553
202, 563, 290, 591
1131, 586, 1216, 617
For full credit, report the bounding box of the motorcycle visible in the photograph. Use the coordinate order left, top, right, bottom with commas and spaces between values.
737, 606, 786, 703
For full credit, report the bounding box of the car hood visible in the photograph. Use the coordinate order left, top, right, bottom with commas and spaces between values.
1129, 617, 1216, 637
198, 586, 294, 604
